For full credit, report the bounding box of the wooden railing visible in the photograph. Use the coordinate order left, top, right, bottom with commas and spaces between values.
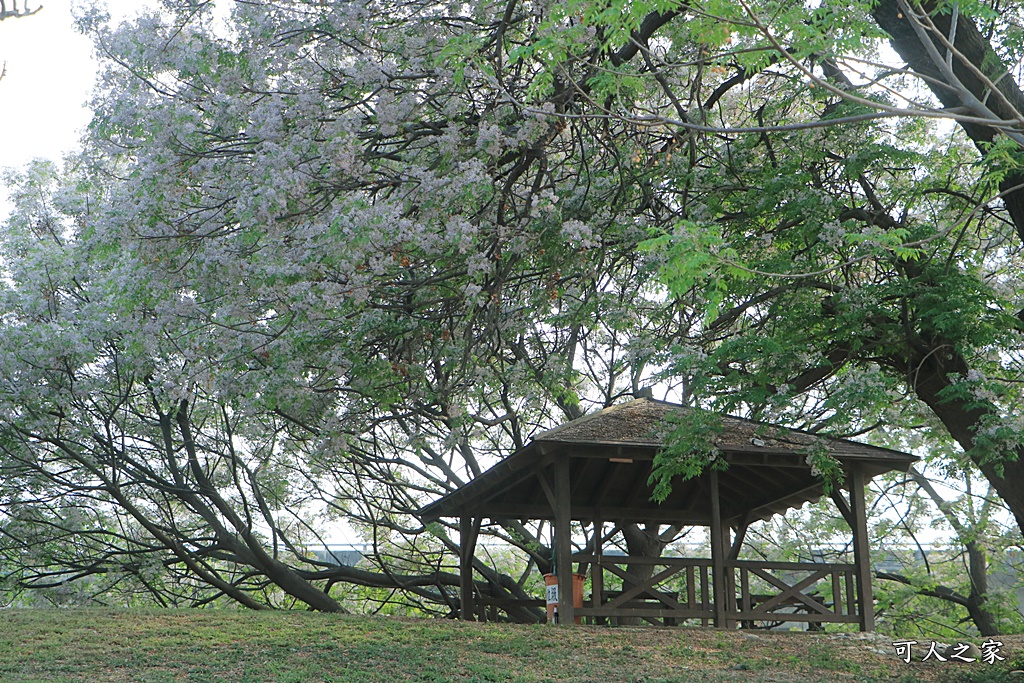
725, 560, 861, 626
568, 555, 861, 627
572, 555, 714, 625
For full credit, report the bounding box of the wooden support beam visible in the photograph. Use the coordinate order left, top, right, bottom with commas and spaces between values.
727, 518, 749, 561
848, 464, 875, 632
709, 469, 728, 628
830, 487, 854, 527
700, 562, 710, 627
460, 515, 480, 621
592, 519, 604, 615
537, 467, 557, 510
562, 445, 657, 460
720, 523, 737, 628
559, 446, 834, 467
554, 454, 575, 625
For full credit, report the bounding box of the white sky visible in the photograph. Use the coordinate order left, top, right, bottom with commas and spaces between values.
0, 1, 154, 218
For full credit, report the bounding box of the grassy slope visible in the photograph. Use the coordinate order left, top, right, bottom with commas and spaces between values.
0, 609, 1015, 683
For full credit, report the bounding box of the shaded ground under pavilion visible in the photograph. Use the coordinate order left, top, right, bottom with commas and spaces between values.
420, 398, 918, 630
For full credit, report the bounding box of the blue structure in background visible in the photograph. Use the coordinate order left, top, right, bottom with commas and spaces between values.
312, 545, 368, 567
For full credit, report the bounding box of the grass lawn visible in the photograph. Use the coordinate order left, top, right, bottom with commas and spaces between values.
0, 609, 1019, 683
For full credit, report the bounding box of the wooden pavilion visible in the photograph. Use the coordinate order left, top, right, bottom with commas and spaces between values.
419, 398, 918, 630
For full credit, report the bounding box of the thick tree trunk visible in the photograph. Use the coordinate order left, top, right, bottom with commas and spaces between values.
965, 542, 1000, 636
619, 523, 671, 626
890, 342, 1024, 536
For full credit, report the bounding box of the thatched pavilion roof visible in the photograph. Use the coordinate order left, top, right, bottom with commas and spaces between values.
420, 398, 917, 526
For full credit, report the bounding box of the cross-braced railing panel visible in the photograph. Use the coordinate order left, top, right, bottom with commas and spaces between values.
727, 560, 861, 625
572, 555, 715, 625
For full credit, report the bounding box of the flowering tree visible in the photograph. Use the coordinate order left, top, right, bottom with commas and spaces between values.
0, 0, 692, 611
3, 0, 1024, 626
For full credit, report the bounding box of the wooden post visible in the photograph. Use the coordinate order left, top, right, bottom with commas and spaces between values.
554, 455, 574, 625
718, 523, 737, 628
460, 515, 479, 621
592, 519, 604, 615
709, 469, 728, 628
848, 464, 875, 632
700, 563, 710, 627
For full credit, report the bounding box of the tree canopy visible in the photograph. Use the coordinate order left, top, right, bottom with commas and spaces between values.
1, 0, 1023, 629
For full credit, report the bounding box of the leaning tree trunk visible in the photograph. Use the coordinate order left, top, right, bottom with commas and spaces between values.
891, 341, 1024, 539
